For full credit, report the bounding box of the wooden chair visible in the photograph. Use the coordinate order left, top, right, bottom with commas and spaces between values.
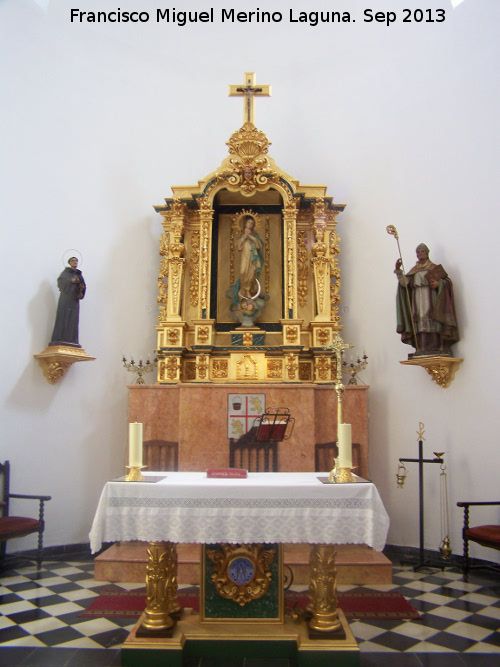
0, 461, 51, 569
315, 442, 362, 475
456, 501, 500, 576
142, 440, 178, 472
230, 426, 278, 472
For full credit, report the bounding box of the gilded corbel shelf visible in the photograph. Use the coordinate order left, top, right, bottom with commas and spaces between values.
34, 345, 96, 384
400, 356, 463, 388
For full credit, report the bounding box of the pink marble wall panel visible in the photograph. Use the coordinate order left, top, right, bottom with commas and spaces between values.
128, 384, 369, 476
128, 385, 180, 441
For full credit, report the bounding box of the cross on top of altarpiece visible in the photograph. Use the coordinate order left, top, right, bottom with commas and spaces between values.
229, 72, 271, 125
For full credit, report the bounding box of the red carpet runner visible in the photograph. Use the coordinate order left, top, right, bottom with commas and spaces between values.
81, 586, 421, 621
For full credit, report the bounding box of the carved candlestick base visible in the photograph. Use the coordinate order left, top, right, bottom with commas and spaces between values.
336, 467, 356, 484
125, 466, 146, 482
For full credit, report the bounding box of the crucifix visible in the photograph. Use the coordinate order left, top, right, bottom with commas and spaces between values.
229, 72, 271, 125
329, 332, 354, 424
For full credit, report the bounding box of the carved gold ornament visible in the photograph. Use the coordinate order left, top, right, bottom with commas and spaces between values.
315, 355, 332, 382
44, 361, 72, 384
216, 123, 280, 198
285, 353, 299, 380
297, 230, 309, 307
283, 203, 299, 316
34, 345, 95, 384
267, 359, 283, 379
166, 357, 180, 380
243, 332, 253, 346
206, 543, 275, 607
299, 362, 312, 381
317, 328, 330, 346
157, 231, 169, 324
237, 354, 258, 380
400, 356, 463, 388
189, 230, 200, 307
285, 326, 298, 344
185, 361, 197, 381
197, 326, 209, 344
199, 209, 213, 313
329, 225, 341, 324
167, 328, 180, 346
197, 353, 209, 379
212, 359, 228, 378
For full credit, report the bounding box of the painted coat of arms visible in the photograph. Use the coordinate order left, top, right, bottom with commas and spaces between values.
228, 394, 265, 439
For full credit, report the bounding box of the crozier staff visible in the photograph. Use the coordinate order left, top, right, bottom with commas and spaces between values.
49, 256, 86, 347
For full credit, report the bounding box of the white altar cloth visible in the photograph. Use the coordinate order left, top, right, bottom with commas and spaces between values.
89, 472, 390, 554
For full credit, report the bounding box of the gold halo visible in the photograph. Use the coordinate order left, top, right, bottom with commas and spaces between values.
233, 209, 262, 233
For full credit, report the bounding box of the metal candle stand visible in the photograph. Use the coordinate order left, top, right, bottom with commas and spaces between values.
122, 355, 157, 384
398, 439, 449, 571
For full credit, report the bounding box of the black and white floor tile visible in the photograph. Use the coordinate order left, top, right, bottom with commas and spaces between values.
0, 555, 498, 666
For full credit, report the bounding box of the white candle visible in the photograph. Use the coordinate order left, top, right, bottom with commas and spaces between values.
337, 423, 352, 469
129, 422, 143, 467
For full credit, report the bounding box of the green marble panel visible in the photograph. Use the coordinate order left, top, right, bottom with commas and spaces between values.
231, 333, 265, 346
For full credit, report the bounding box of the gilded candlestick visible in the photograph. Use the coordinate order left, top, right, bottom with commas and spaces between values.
125, 466, 146, 482
335, 467, 356, 484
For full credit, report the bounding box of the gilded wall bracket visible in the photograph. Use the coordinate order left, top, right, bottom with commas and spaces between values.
400, 356, 463, 388
34, 345, 95, 384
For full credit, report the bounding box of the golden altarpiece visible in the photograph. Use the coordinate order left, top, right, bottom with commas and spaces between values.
155, 144, 343, 386
128, 74, 369, 476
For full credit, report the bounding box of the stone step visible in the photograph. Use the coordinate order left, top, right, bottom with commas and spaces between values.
94, 542, 392, 586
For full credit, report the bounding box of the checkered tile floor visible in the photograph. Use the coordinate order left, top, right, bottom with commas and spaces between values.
0, 555, 498, 666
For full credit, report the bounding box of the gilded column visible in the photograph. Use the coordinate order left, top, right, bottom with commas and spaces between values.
198, 202, 214, 319
139, 541, 179, 634
188, 210, 201, 311
311, 199, 331, 322
308, 544, 342, 634
327, 209, 342, 326
166, 200, 187, 322
282, 200, 299, 320
297, 228, 309, 309
157, 228, 170, 328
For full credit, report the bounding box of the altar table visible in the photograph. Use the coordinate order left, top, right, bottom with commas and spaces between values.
90, 472, 389, 664
89, 471, 389, 553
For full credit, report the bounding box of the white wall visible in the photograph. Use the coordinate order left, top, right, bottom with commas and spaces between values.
1, 0, 499, 563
